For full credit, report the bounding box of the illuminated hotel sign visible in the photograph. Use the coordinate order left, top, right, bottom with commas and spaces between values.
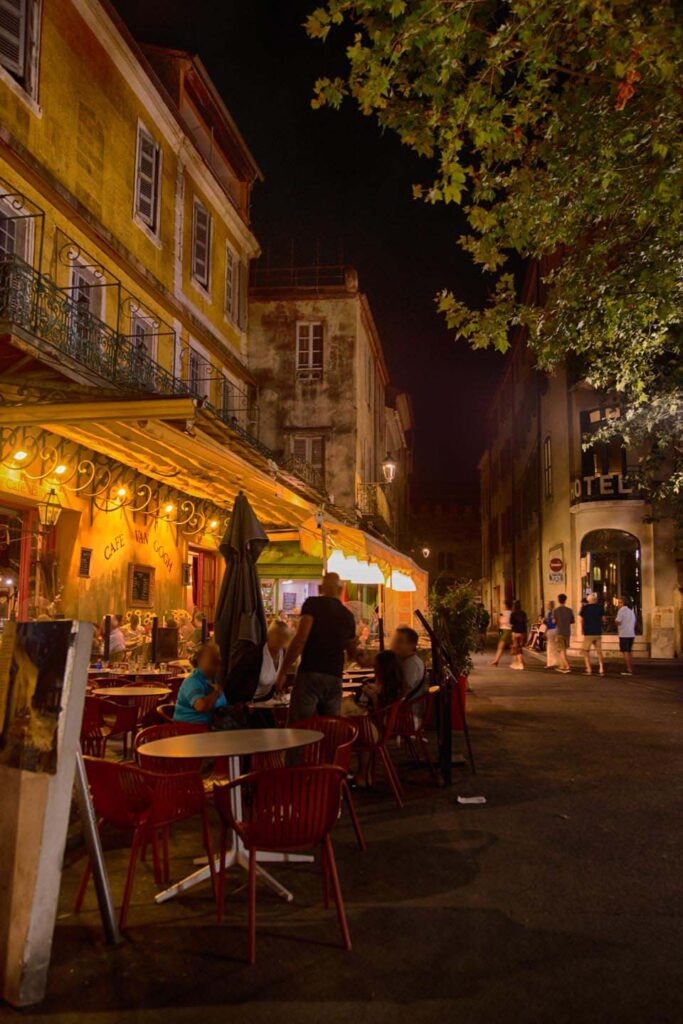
571, 473, 635, 503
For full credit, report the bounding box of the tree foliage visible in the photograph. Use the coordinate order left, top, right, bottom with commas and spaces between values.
430, 580, 480, 677
306, 0, 683, 503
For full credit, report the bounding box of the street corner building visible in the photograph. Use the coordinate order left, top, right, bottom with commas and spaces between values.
0, 0, 425, 633
479, 261, 680, 661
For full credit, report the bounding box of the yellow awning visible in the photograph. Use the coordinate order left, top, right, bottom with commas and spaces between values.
298, 515, 428, 586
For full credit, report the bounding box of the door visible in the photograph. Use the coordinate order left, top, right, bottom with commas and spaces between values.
190, 548, 218, 626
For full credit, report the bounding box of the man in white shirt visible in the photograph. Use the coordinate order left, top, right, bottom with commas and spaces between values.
615, 597, 637, 676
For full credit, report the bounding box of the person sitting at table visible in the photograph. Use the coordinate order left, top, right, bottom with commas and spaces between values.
342, 650, 404, 788
225, 621, 291, 726
99, 614, 126, 663
122, 613, 147, 643
174, 642, 227, 726
391, 626, 426, 698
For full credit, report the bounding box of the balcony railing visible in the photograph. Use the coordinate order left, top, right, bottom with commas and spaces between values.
280, 452, 325, 494
0, 254, 322, 491
356, 482, 393, 530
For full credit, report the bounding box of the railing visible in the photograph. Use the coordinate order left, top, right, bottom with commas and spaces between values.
280, 452, 325, 494
356, 482, 393, 529
251, 263, 358, 293
0, 254, 323, 491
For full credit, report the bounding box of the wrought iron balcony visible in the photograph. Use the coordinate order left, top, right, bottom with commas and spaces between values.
280, 452, 325, 494
0, 253, 322, 491
356, 481, 393, 532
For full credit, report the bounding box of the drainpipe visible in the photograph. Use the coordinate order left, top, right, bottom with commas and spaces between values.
537, 372, 545, 616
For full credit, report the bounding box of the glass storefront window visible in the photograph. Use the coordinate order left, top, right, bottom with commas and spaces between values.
580, 529, 642, 634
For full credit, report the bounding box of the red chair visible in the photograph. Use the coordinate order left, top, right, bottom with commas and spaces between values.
291, 716, 366, 852
165, 676, 185, 702
213, 765, 350, 963
156, 703, 176, 723
99, 699, 138, 760
394, 686, 439, 783
75, 757, 215, 929
354, 699, 405, 808
134, 722, 207, 773
80, 696, 110, 757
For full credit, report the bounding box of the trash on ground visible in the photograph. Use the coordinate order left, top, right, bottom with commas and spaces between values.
457, 795, 487, 805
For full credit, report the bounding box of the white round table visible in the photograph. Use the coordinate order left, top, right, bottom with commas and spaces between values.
137, 727, 323, 905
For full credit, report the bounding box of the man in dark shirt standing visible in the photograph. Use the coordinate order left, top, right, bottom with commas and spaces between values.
579, 592, 606, 676
277, 572, 359, 721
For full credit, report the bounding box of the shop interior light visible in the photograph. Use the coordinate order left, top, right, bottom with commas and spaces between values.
116, 487, 127, 498
344, 555, 361, 582
366, 562, 385, 585
4, 577, 13, 586
13, 450, 28, 462
327, 548, 348, 577
390, 570, 416, 593
55, 464, 67, 476
164, 503, 174, 515
209, 519, 218, 530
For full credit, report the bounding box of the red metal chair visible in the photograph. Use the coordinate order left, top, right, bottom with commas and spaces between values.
156, 702, 176, 723
394, 686, 439, 783
354, 699, 405, 807
99, 699, 138, 760
75, 757, 215, 929
291, 716, 366, 852
80, 696, 110, 757
213, 765, 351, 963
165, 676, 185, 702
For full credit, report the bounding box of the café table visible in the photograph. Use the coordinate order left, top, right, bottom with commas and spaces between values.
137, 728, 323, 905
92, 685, 170, 699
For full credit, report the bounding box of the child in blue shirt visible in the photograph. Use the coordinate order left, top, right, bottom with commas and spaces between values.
174, 642, 226, 725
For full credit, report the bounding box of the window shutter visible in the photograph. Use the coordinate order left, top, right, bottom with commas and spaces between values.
311, 437, 324, 470
296, 324, 310, 369
0, 0, 26, 78
135, 127, 159, 230
192, 202, 211, 287
225, 247, 235, 320
292, 436, 307, 462
238, 259, 248, 330
220, 378, 232, 419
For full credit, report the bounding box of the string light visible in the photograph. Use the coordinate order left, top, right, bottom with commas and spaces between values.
13, 451, 28, 462
164, 503, 174, 515
116, 487, 127, 498
209, 519, 218, 530
55, 464, 67, 476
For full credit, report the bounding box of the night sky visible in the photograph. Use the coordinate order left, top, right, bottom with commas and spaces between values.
113, 0, 506, 486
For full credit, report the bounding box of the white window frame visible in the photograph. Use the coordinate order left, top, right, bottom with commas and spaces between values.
70, 264, 103, 321
295, 321, 323, 381
133, 121, 162, 238
191, 198, 211, 291
291, 434, 324, 473
0, 194, 32, 262
187, 343, 210, 399
0, 0, 42, 105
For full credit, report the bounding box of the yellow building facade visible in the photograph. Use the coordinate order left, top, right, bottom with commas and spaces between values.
0, 0, 320, 628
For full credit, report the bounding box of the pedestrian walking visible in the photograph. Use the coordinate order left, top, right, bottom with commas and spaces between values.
510, 600, 528, 670
580, 592, 606, 676
553, 593, 575, 673
276, 572, 359, 720
490, 600, 513, 667
544, 600, 559, 668
615, 596, 637, 676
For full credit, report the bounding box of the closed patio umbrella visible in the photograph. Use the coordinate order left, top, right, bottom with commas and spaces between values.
214, 492, 269, 683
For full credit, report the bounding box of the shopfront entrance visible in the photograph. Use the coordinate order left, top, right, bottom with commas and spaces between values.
0, 502, 36, 623
580, 529, 642, 633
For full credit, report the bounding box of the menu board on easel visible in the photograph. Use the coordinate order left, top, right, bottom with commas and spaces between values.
0, 620, 92, 1007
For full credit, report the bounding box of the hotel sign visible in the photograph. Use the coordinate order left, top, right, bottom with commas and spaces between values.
571, 473, 634, 504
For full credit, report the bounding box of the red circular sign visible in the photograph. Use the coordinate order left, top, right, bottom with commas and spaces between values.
549, 557, 564, 573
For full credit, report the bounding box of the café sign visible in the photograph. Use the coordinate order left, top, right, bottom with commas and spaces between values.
571, 473, 634, 504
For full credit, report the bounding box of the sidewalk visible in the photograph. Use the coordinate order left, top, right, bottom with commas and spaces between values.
3, 655, 683, 1024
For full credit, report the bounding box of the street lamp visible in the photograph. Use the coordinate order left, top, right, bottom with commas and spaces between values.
381, 453, 397, 484
37, 488, 63, 530
421, 546, 431, 559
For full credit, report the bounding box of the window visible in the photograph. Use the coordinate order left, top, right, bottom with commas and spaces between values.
438, 552, 456, 573
0, 196, 30, 260
580, 529, 641, 634
543, 436, 553, 499
220, 377, 233, 421
0, 0, 41, 100
291, 435, 324, 473
295, 321, 323, 381
191, 199, 211, 288
187, 346, 208, 398
581, 407, 627, 478
134, 124, 161, 233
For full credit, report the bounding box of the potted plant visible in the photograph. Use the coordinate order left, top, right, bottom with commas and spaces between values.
430, 581, 480, 729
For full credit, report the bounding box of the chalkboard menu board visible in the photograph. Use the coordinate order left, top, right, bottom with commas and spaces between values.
78, 548, 93, 578
127, 564, 155, 608
155, 627, 178, 661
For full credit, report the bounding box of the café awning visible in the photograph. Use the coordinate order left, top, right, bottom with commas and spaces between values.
4, 395, 315, 528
